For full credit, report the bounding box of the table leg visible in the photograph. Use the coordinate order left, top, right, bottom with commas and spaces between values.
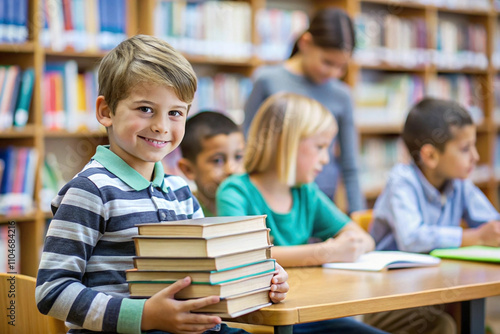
274, 325, 293, 334
461, 298, 485, 334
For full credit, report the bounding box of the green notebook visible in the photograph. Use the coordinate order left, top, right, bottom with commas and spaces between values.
430, 246, 500, 263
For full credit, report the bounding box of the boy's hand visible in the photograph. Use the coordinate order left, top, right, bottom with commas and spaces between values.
270, 263, 289, 303
476, 221, 500, 246
141, 277, 221, 333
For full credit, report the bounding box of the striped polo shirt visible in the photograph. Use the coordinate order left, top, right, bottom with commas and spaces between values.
36, 145, 203, 334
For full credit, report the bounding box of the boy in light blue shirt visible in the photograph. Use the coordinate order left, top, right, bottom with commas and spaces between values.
370, 98, 500, 252
365, 97, 500, 334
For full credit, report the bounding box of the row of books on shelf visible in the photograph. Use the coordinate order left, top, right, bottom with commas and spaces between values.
154, 1, 309, 61
0, 0, 28, 44
359, 138, 408, 194
43, 61, 101, 131
129, 215, 274, 317
192, 74, 252, 125
0, 223, 20, 273
359, 137, 494, 195
354, 73, 484, 127
255, 8, 309, 61
0, 146, 38, 216
41, 0, 127, 52
354, 13, 487, 69
154, 0, 252, 59
0, 65, 34, 130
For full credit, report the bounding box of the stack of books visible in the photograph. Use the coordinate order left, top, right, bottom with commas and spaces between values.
129, 215, 275, 318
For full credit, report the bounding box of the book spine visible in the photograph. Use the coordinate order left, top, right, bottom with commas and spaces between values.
13, 68, 35, 128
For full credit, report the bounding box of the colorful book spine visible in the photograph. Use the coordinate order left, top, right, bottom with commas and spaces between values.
41, 0, 127, 52
0, 146, 37, 215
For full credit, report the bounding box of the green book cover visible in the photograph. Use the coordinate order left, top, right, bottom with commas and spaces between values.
430, 246, 500, 263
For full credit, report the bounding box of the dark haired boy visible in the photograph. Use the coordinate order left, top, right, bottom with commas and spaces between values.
370, 97, 500, 252
365, 98, 500, 334
178, 111, 245, 217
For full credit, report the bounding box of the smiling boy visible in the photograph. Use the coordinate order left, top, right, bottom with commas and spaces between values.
178, 111, 245, 217
35, 35, 288, 334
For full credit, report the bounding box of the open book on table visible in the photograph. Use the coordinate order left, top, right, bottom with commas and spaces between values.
322, 251, 441, 272
430, 246, 500, 263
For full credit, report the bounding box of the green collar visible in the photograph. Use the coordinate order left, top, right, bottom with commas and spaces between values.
92, 145, 168, 192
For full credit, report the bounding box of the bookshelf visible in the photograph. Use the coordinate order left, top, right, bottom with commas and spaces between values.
0, 0, 137, 277
2, 0, 500, 276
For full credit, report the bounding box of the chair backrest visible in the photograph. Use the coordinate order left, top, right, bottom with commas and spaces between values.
0, 273, 67, 334
350, 209, 373, 232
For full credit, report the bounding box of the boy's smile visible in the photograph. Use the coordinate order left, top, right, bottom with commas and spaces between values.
97, 83, 188, 180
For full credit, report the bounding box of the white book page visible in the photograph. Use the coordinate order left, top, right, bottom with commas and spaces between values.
323, 251, 441, 272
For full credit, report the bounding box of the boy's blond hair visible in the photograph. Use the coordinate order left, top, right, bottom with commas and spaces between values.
98, 34, 197, 113
245, 92, 336, 186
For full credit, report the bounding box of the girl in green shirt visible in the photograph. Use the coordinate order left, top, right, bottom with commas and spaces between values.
218, 92, 375, 267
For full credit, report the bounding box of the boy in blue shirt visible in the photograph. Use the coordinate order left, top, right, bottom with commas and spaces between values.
365, 97, 500, 333
35, 35, 288, 334
178, 111, 245, 217
370, 97, 500, 252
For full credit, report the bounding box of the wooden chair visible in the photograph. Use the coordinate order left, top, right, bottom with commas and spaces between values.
0, 273, 67, 334
350, 209, 374, 232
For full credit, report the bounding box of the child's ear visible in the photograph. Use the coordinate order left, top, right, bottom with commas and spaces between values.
178, 158, 197, 181
96, 96, 113, 127
420, 144, 439, 169
298, 32, 313, 52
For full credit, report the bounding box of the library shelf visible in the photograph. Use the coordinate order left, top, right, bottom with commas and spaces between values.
43, 130, 108, 139
355, 63, 428, 73
0, 125, 36, 138
0, 42, 35, 53
184, 55, 258, 67
433, 6, 492, 16
435, 68, 489, 75
358, 124, 403, 135
0, 213, 37, 224
360, 0, 427, 9
44, 49, 108, 59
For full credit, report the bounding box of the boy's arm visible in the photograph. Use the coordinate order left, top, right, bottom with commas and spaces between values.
35, 178, 143, 333
381, 178, 462, 253
462, 180, 500, 227
461, 181, 500, 247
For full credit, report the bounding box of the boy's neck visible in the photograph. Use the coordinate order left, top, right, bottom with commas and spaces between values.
195, 191, 216, 217
418, 165, 449, 193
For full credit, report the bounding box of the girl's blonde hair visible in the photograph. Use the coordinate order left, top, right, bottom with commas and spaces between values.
245, 92, 337, 186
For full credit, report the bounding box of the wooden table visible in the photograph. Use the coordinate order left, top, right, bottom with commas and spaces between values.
230, 260, 500, 334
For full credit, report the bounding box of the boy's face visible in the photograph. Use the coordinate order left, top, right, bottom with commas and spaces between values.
295, 127, 335, 184
190, 132, 245, 199
100, 83, 188, 178
433, 125, 479, 181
